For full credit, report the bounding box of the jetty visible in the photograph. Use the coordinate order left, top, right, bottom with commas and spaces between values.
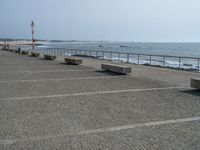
0, 48, 200, 149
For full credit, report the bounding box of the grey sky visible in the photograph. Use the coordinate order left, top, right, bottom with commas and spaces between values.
0, 0, 200, 42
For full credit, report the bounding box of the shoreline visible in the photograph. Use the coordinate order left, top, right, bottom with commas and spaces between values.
0, 40, 47, 46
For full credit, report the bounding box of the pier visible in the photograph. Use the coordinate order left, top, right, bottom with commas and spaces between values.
0, 49, 200, 149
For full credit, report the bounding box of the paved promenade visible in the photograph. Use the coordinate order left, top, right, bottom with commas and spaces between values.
0, 50, 200, 149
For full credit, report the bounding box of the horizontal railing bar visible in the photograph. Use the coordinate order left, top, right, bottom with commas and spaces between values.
35, 47, 200, 60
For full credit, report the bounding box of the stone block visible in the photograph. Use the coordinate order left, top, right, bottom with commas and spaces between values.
21, 51, 29, 55
65, 57, 82, 65
44, 54, 56, 60
191, 78, 200, 89
31, 52, 40, 57
101, 63, 131, 74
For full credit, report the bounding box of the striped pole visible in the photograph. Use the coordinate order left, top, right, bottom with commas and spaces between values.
31, 20, 35, 50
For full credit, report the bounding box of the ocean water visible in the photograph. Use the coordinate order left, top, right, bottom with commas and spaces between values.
44, 42, 200, 57
41, 42, 200, 70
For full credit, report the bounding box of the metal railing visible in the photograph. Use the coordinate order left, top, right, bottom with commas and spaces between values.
28, 47, 200, 71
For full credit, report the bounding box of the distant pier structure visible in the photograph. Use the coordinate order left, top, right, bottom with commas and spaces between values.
31, 20, 35, 50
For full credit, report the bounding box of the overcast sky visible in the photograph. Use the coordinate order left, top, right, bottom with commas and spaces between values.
0, 0, 200, 42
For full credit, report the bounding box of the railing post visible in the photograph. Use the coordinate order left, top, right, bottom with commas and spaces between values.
198, 59, 200, 72
90, 51, 91, 56
179, 57, 181, 68
127, 53, 129, 63
102, 51, 104, 59
149, 55, 152, 65
163, 56, 165, 67
96, 51, 98, 57
137, 54, 140, 64
110, 52, 112, 60
118, 53, 120, 62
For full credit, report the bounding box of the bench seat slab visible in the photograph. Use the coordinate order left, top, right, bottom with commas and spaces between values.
44, 55, 56, 60
65, 57, 82, 65
191, 78, 200, 89
101, 63, 131, 74
31, 52, 40, 57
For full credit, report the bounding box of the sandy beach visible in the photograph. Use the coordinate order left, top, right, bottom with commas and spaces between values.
0, 40, 47, 47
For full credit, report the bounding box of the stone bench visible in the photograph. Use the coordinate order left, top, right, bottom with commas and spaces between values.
64, 57, 82, 65
21, 51, 29, 55
191, 78, 200, 89
101, 63, 131, 74
31, 52, 40, 57
44, 54, 56, 60
14, 50, 20, 53
9, 49, 15, 52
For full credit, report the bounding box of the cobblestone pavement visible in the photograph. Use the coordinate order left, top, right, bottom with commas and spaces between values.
0, 50, 200, 150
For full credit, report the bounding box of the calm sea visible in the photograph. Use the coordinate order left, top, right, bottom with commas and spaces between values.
44, 42, 200, 57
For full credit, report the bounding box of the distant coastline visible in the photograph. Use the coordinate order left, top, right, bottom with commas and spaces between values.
0, 39, 47, 46
0, 38, 110, 46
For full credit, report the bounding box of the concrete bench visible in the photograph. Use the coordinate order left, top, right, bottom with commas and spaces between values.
14, 50, 20, 53
191, 78, 200, 89
21, 51, 29, 55
44, 54, 56, 60
65, 57, 82, 65
101, 63, 131, 74
31, 52, 40, 57
9, 49, 15, 52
